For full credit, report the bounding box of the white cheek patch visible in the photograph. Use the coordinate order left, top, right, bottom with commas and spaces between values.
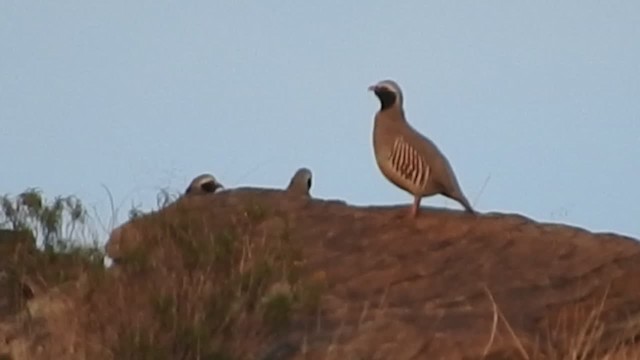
376, 81, 403, 105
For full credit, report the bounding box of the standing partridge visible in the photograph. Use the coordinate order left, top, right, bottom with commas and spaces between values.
368, 79, 475, 218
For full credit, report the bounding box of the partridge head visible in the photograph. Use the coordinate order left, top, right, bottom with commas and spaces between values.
286, 167, 312, 197
184, 173, 223, 196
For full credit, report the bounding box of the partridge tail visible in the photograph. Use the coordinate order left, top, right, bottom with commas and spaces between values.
461, 199, 476, 214
450, 192, 476, 215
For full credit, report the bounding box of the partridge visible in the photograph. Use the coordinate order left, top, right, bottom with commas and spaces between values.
184, 173, 223, 196
368, 79, 475, 217
286, 167, 312, 197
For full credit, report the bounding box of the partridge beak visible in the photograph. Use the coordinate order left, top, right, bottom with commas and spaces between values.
368, 84, 377, 92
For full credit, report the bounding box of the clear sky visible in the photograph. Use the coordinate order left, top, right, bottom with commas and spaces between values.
1, 1, 639, 241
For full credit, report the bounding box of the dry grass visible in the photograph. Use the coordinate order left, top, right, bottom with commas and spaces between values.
3, 189, 640, 360
73, 198, 323, 360
480, 285, 640, 360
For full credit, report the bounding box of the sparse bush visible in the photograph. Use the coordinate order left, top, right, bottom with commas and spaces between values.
1, 188, 325, 359
0, 188, 91, 251
0, 188, 105, 291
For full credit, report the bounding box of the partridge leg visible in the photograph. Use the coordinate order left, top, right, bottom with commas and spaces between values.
410, 196, 422, 218
411, 167, 429, 218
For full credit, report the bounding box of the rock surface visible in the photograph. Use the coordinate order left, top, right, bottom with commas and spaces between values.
107, 188, 640, 359
3, 188, 640, 359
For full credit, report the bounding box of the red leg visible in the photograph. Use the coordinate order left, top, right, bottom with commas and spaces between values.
410, 196, 421, 218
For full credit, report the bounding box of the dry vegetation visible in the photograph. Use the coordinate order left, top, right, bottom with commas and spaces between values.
0, 188, 639, 359
0, 189, 324, 360
81, 198, 325, 360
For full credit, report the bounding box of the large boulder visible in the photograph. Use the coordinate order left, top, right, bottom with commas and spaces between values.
4, 188, 640, 359
104, 188, 640, 359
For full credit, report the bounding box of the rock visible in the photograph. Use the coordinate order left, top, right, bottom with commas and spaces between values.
7, 188, 640, 359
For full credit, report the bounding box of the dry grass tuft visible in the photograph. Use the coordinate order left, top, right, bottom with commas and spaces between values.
75, 199, 323, 360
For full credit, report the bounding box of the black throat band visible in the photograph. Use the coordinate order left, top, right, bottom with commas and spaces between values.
375, 89, 397, 111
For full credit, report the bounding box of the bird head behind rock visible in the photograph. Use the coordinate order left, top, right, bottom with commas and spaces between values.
184, 173, 223, 196
286, 167, 312, 196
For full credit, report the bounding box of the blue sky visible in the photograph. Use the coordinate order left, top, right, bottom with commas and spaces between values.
1, 1, 639, 241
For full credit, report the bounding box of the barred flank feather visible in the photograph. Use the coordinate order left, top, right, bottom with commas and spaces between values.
388, 137, 430, 189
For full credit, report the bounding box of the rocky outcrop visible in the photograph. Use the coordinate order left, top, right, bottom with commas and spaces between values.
3, 188, 640, 359
105, 188, 640, 359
